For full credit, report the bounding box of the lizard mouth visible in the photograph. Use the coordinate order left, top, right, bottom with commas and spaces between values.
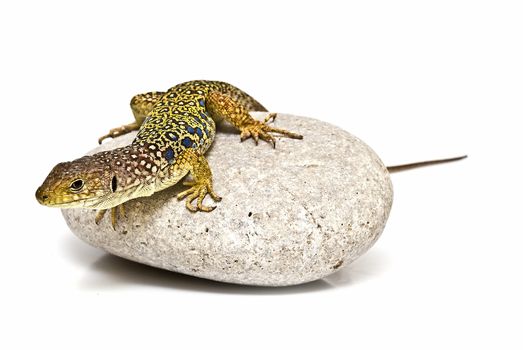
36, 195, 97, 208
35, 187, 105, 209
36, 186, 140, 210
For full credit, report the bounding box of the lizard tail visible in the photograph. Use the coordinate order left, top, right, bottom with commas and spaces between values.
386, 155, 467, 173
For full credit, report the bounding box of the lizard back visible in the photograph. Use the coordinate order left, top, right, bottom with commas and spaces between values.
133, 80, 267, 169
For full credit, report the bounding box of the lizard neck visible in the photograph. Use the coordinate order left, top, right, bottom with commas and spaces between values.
89, 144, 164, 209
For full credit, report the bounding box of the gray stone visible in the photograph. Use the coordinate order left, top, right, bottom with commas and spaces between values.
62, 113, 393, 286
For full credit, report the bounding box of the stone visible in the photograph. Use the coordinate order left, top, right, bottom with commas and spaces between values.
62, 113, 393, 286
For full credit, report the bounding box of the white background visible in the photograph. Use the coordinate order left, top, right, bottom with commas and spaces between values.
1, 0, 521, 349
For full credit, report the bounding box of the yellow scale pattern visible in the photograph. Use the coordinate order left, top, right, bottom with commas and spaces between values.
36, 80, 303, 229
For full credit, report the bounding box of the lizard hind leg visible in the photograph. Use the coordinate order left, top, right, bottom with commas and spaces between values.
98, 91, 165, 144
176, 150, 222, 212
206, 91, 303, 148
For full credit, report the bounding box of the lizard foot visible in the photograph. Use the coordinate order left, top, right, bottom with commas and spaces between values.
177, 180, 222, 212
98, 122, 140, 144
240, 113, 303, 148
95, 205, 126, 230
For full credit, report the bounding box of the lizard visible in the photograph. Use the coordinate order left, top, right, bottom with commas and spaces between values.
35, 80, 303, 229
35, 80, 466, 229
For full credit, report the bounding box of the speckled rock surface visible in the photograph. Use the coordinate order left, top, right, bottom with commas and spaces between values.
62, 113, 393, 286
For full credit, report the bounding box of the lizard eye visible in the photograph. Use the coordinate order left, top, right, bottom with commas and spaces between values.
70, 179, 84, 192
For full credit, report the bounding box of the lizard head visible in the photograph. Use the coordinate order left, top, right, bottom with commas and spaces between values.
35, 154, 119, 209
35, 146, 156, 209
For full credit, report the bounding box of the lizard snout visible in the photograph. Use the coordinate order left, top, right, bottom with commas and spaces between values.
35, 187, 49, 205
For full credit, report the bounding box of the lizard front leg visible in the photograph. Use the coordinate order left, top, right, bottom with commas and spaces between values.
176, 149, 222, 212
206, 91, 303, 148
95, 204, 126, 230
98, 122, 141, 144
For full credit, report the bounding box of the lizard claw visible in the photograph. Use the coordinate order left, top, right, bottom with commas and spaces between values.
240, 129, 251, 142
263, 112, 277, 124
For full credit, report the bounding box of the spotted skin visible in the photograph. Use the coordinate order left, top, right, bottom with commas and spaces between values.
36, 80, 303, 229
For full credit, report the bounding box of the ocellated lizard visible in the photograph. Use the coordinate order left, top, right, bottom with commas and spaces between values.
36, 80, 466, 229
36, 80, 302, 228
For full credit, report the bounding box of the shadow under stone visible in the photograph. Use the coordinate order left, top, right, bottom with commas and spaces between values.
63, 234, 388, 294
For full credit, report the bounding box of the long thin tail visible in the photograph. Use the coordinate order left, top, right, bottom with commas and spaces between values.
386, 155, 467, 173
